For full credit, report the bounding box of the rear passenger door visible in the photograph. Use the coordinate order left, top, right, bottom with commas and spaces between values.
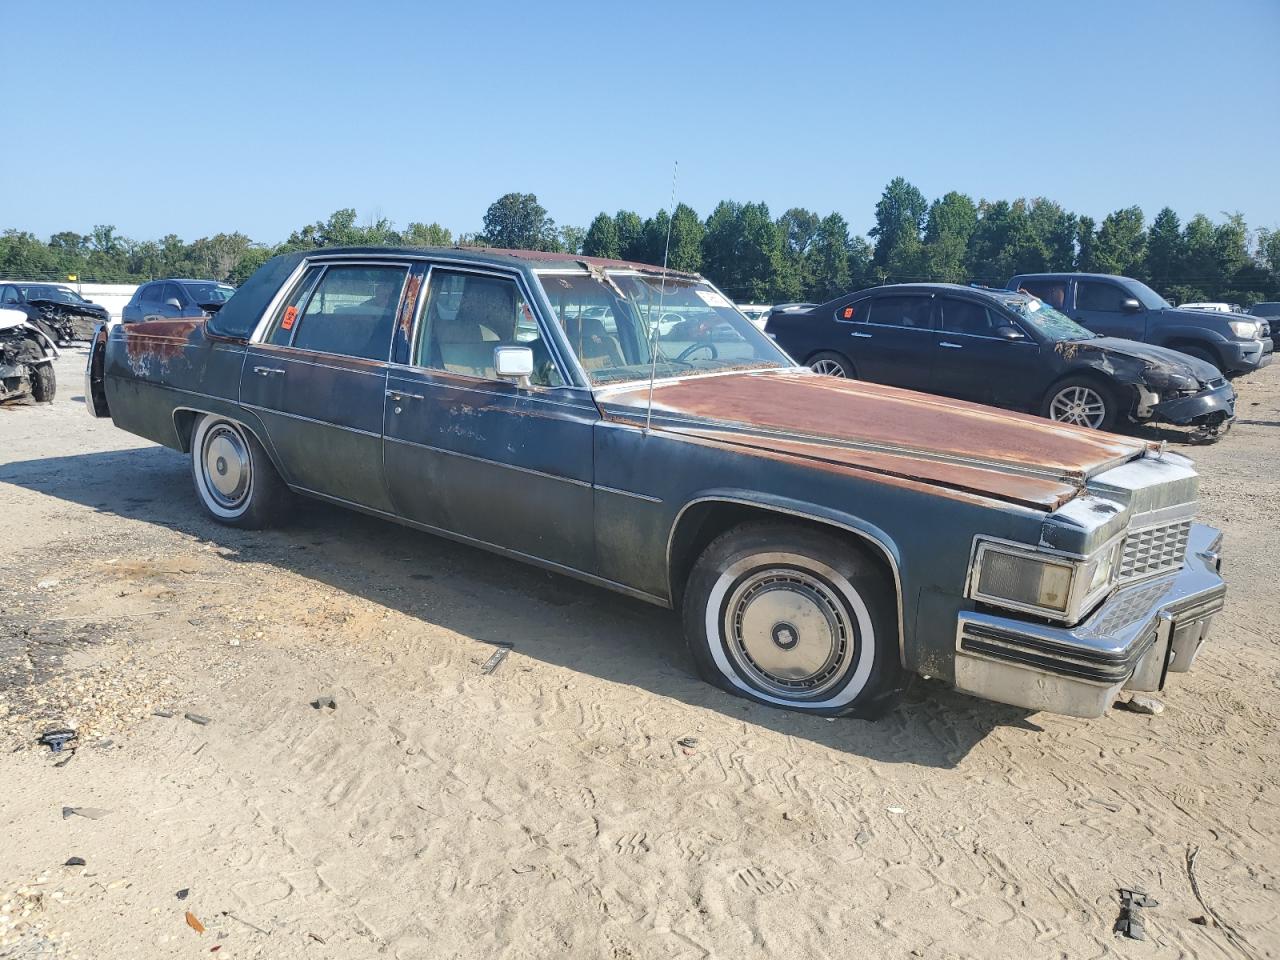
241, 260, 408, 512
930, 297, 1042, 410
847, 293, 936, 391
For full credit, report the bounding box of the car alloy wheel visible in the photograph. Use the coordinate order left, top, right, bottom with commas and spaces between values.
1049, 385, 1107, 429
810, 358, 847, 377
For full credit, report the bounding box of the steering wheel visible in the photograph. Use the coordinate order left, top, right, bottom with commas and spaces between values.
675, 341, 718, 362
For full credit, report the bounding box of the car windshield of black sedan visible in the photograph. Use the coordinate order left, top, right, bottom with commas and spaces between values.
536, 272, 789, 384
1008, 297, 1096, 341
18, 284, 84, 304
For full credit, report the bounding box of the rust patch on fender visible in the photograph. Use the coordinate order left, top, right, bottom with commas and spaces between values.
121, 319, 201, 376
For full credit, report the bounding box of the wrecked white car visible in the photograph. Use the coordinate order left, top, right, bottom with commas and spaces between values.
0, 306, 58, 403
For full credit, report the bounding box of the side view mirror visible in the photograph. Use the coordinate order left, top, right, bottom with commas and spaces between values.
164, 298, 182, 310
994, 325, 1026, 341
494, 345, 534, 386
1121, 298, 1142, 313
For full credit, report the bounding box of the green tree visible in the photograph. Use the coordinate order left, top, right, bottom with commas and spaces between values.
921, 191, 977, 282
667, 203, 704, 273
700, 201, 783, 302
582, 213, 620, 259
614, 210, 645, 262
1026, 199, 1077, 272
870, 177, 927, 269
1091, 206, 1146, 276
402, 222, 452, 246
1143, 207, 1183, 288
480, 193, 558, 251
806, 213, 852, 301
558, 225, 586, 255
1076, 216, 1097, 271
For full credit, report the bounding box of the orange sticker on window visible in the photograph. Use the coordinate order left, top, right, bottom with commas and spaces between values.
842, 306, 854, 319
281, 305, 298, 330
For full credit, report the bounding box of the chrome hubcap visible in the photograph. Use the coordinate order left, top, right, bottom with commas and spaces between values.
1050, 386, 1106, 428
810, 358, 846, 377
202, 425, 250, 508
723, 568, 854, 699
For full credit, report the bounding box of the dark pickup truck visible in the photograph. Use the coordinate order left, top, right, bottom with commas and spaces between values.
1009, 273, 1273, 376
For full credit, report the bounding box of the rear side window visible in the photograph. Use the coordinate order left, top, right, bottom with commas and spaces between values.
139, 284, 160, 305
1076, 281, 1128, 312
266, 265, 324, 346
0, 286, 17, 304
939, 299, 999, 336
834, 300, 865, 322
289, 265, 407, 361
865, 296, 932, 329
1017, 279, 1068, 311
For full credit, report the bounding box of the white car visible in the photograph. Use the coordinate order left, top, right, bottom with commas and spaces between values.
1179, 302, 1241, 313
0, 306, 59, 402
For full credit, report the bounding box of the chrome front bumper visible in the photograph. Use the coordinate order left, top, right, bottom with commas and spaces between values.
953, 523, 1225, 718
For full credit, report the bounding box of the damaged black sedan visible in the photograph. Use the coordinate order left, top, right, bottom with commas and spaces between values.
766, 283, 1234, 440
0, 282, 110, 344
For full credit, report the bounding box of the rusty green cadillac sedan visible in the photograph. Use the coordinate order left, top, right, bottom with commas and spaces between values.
86, 247, 1226, 718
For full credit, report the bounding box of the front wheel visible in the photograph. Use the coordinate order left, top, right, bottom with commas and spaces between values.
1042, 377, 1117, 431
190, 415, 292, 529
682, 522, 904, 718
30, 362, 56, 402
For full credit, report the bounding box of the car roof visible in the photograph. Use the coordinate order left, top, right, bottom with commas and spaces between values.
146, 278, 235, 284
293, 245, 699, 279
1011, 272, 1133, 281
847, 282, 1031, 301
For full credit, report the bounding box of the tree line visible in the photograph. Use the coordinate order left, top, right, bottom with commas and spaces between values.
3, 180, 1278, 306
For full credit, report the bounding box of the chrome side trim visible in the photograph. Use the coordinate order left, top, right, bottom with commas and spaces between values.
386, 368, 596, 412
288, 485, 669, 608
594, 484, 663, 504
240, 401, 381, 438
664, 495, 906, 667
383, 435, 592, 488
243, 347, 388, 378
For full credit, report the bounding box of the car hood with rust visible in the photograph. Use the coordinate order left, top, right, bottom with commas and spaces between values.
598, 370, 1154, 511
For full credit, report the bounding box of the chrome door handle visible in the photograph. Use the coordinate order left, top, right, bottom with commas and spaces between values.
386, 389, 424, 401
939, 341, 963, 349
850, 331, 873, 339
253, 366, 285, 376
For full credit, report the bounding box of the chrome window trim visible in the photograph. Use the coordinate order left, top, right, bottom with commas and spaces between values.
665, 495, 907, 666
386, 366, 595, 411
965, 532, 1126, 626
242, 347, 387, 379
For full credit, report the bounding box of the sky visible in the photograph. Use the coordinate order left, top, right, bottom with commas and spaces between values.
2, 0, 1278, 246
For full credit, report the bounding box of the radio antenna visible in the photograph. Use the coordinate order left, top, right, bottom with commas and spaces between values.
644, 159, 678, 434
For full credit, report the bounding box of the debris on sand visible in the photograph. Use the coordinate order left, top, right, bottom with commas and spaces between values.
310, 695, 337, 710
1114, 887, 1158, 940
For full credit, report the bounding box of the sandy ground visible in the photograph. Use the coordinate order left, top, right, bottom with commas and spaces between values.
0, 347, 1277, 960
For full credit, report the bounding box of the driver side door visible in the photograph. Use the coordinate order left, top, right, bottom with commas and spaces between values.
929, 297, 1043, 410
382, 264, 599, 573
1071, 280, 1146, 339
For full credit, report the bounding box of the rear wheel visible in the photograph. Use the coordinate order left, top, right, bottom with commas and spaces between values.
1042, 376, 1117, 431
682, 522, 903, 718
807, 352, 854, 378
190, 415, 292, 529
29, 362, 55, 402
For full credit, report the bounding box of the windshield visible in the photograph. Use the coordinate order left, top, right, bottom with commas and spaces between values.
18, 284, 83, 304
536, 272, 790, 385
1006, 296, 1097, 341
181, 282, 236, 303
1123, 279, 1169, 310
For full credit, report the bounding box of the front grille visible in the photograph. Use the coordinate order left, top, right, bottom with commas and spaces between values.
1119, 520, 1191, 582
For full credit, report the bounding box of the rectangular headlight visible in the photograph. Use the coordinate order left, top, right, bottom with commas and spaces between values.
970, 539, 1121, 623
975, 547, 1075, 613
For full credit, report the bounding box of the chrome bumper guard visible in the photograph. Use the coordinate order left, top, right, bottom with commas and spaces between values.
953, 523, 1225, 718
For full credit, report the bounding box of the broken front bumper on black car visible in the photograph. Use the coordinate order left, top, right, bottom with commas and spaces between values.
1150, 380, 1236, 431
953, 523, 1225, 717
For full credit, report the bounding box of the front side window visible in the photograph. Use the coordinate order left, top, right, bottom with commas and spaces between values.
536, 272, 788, 385
0, 286, 17, 304
139, 283, 161, 305
939, 299, 1000, 336
416, 269, 561, 386
161, 283, 184, 306
1076, 281, 1128, 312
865, 295, 933, 329
181, 281, 236, 304
290, 264, 407, 361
